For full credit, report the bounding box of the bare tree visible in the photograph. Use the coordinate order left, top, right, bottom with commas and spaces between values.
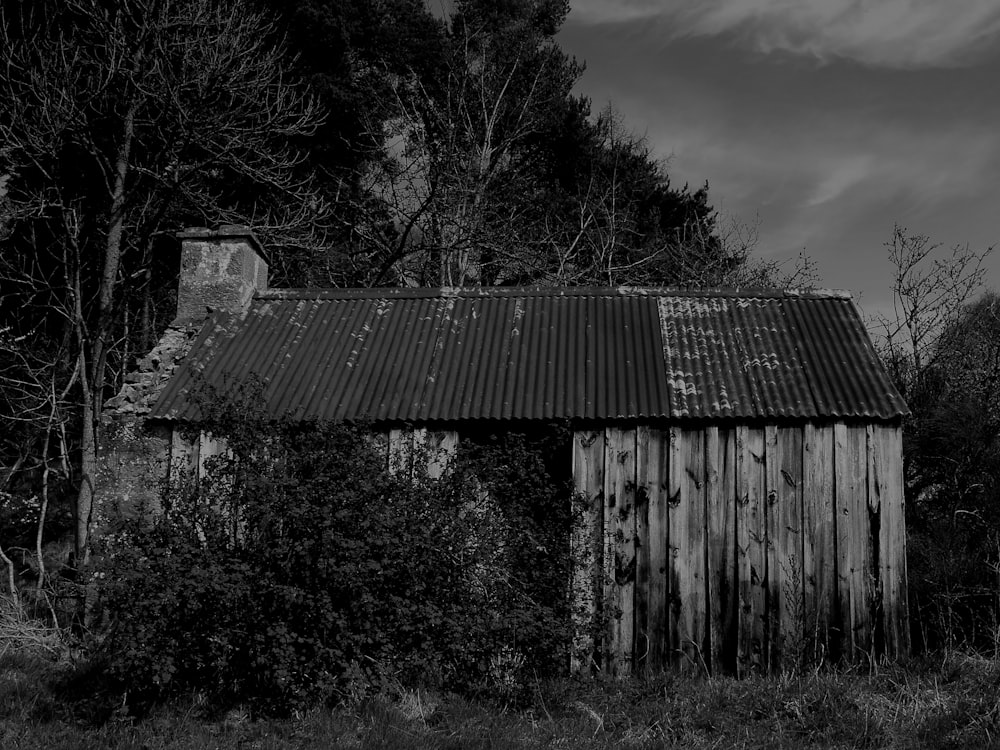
531, 112, 806, 289
0, 0, 331, 563
339, 8, 581, 288
876, 224, 993, 393
0, 323, 75, 597
356, 82, 760, 290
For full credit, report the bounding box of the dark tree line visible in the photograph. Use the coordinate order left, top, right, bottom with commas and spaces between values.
261, 0, 749, 289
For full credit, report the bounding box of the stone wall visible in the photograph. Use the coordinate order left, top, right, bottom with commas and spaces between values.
93, 419, 173, 529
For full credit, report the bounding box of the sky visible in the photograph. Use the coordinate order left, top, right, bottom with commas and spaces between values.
558, 0, 1000, 322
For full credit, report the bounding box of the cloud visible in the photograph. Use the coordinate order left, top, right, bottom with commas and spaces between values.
569, 0, 1000, 68
569, 0, 664, 24
806, 156, 872, 207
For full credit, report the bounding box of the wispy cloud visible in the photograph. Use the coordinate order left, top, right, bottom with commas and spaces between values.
806, 156, 872, 207
570, 0, 1000, 68
569, 0, 665, 25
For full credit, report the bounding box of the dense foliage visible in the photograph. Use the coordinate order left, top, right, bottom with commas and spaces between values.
901, 292, 1000, 649
93, 412, 574, 715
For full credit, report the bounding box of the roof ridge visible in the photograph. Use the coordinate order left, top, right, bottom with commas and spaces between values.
256, 286, 854, 301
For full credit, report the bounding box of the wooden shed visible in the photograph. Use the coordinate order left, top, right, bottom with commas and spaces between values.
101, 228, 910, 676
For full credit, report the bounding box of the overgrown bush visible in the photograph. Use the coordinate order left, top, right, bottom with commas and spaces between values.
91, 410, 574, 715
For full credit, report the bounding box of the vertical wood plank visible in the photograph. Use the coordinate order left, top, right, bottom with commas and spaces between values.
704, 426, 720, 673
867, 423, 885, 657
736, 425, 767, 676
645, 429, 670, 672
425, 431, 458, 479
801, 423, 817, 660
602, 429, 617, 674
388, 428, 410, 475
411, 427, 428, 474
850, 424, 872, 658
677, 428, 706, 672
834, 421, 851, 660
634, 426, 651, 673
835, 422, 872, 660
803, 423, 835, 664
692, 429, 709, 673
603, 427, 636, 676
617, 428, 637, 676
735, 425, 750, 676
570, 430, 605, 673
169, 429, 197, 486
777, 426, 804, 672
196, 431, 225, 484
720, 427, 738, 673
877, 424, 908, 657
764, 424, 780, 673
667, 426, 684, 667
707, 426, 737, 674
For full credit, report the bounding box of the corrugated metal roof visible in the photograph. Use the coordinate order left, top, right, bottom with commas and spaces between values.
150, 287, 908, 423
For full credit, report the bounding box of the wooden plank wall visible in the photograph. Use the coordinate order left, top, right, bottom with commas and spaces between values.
570, 420, 908, 676
387, 428, 458, 477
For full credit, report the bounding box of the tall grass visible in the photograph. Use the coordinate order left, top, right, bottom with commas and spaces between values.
4, 655, 1000, 748
3, 595, 1000, 749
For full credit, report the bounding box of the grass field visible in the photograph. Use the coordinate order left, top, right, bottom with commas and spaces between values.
3, 648, 1000, 749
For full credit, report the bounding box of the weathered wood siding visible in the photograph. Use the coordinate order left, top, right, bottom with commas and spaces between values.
569, 421, 907, 675
165, 420, 906, 675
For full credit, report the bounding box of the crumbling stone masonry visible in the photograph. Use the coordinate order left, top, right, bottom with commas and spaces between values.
95, 226, 267, 529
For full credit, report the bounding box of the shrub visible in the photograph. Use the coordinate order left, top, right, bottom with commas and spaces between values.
92, 412, 574, 715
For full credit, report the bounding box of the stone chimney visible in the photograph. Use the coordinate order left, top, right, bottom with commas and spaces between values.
96, 226, 269, 530
174, 225, 268, 323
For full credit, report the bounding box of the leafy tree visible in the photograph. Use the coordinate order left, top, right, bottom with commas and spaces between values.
0, 0, 330, 562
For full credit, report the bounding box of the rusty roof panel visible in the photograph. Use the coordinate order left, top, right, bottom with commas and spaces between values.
731, 298, 813, 419
150, 287, 908, 423
659, 296, 748, 418
782, 297, 909, 419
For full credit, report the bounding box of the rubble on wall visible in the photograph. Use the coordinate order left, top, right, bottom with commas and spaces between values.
92, 321, 202, 534
96, 322, 202, 527
102, 322, 202, 420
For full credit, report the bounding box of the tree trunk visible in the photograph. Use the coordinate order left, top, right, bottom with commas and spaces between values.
74, 102, 135, 563
76, 400, 96, 566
